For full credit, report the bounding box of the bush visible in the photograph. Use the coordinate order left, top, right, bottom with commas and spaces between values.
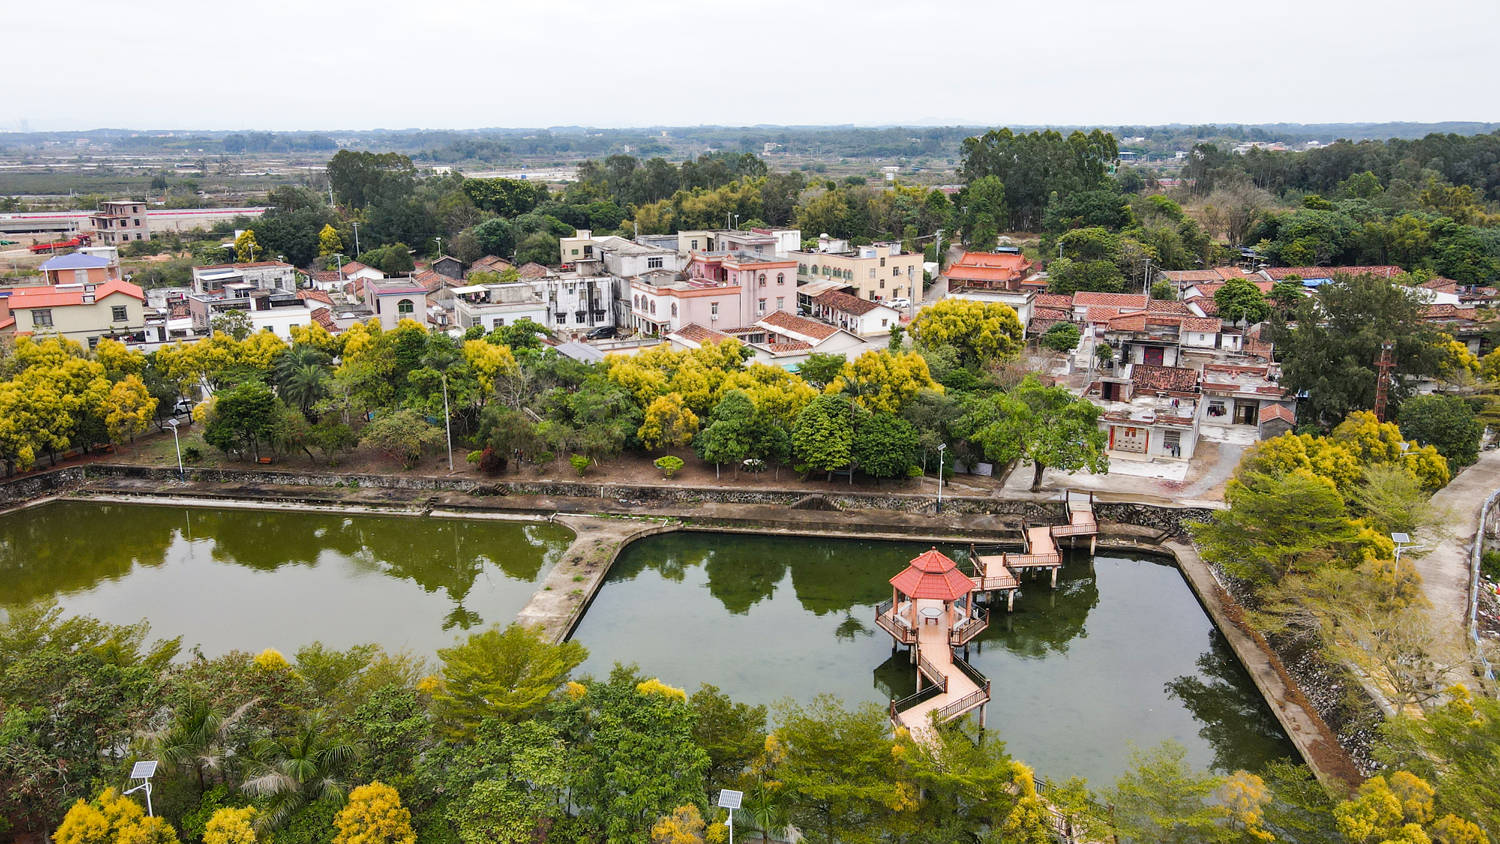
1039, 322, 1082, 353
569, 454, 590, 477
654, 455, 684, 479
1399, 394, 1483, 467
1482, 550, 1500, 582
183, 445, 203, 462
478, 447, 506, 475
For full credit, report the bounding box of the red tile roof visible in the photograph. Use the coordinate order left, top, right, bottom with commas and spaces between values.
5, 279, 144, 309
758, 310, 838, 342
1074, 292, 1148, 309
340, 261, 373, 274
1182, 316, 1223, 332
765, 341, 814, 353
1419, 277, 1459, 293
1423, 304, 1479, 321
517, 262, 550, 278
1034, 293, 1074, 308
1264, 265, 1403, 280
1147, 299, 1192, 314
469, 255, 513, 274
296, 289, 335, 306
945, 251, 1035, 283
1032, 307, 1071, 321
813, 290, 881, 315
1131, 364, 1199, 393
889, 549, 974, 601
1162, 269, 1225, 283
310, 270, 342, 283
1214, 266, 1249, 280
672, 323, 734, 345
1258, 404, 1295, 425
310, 307, 338, 332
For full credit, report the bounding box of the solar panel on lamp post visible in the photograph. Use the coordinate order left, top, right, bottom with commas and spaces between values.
717, 789, 743, 844
1392, 532, 1411, 562
166, 418, 183, 480
123, 760, 158, 816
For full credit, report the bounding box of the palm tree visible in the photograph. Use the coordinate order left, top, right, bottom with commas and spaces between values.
142, 698, 256, 793
274, 346, 332, 416
743, 779, 791, 844
241, 713, 357, 830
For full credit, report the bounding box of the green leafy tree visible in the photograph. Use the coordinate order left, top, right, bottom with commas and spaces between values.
1275, 274, 1439, 428
445, 721, 568, 844
1189, 470, 1367, 586
687, 684, 767, 788
1214, 277, 1271, 325
792, 394, 856, 476
203, 381, 279, 460
797, 353, 847, 389
433, 624, 586, 738
695, 389, 756, 477
1150, 280, 1177, 301
1107, 743, 1229, 844
958, 375, 1108, 491
1398, 394, 1482, 467
772, 696, 911, 844
852, 412, 919, 479
1047, 257, 1126, 295
360, 409, 444, 468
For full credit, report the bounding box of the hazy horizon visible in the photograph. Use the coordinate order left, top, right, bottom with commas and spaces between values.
7, 0, 1498, 132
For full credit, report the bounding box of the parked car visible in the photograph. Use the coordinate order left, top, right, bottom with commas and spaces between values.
887, 297, 911, 309
585, 325, 617, 340
173, 399, 195, 415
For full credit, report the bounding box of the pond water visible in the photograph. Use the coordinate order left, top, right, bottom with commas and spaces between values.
0, 501, 573, 658
571, 532, 1297, 785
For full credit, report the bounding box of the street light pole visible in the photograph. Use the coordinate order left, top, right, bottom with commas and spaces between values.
166, 418, 183, 480
352, 222, 360, 256
936, 443, 947, 514
441, 373, 453, 472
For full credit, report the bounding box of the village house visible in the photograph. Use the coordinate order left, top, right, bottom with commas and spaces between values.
1199, 362, 1293, 429
38, 252, 120, 286
362, 278, 432, 331
807, 290, 900, 337
447, 280, 547, 332
944, 249, 1039, 293
628, 251, 797, 336
0, 279, 147, 346
430, 255, 464, 280
191, 261, 299, 296
1088, 363, 1203, 461
466, 255, 514, 277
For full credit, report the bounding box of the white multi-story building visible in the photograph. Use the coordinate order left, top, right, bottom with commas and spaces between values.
191, 261, 299, 295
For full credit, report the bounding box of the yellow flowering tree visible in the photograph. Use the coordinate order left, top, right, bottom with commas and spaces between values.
638, 394, 699, 452
332, 782, 415, 844
103, 375, 157, 443
909, 297, 1024, 367
827, 349, 941, 414
202, 806, 257, 844
463, 339, 518, 395
54, 788, 179, 844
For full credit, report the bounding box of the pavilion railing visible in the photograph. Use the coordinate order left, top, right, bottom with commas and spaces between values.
916, 651, 948, 691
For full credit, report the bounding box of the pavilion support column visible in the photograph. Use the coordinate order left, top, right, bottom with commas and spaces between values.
1090, 534, 1096, 554
1051, 567, 1059, 589
1007, 591, 1015, 612
979, 702, 987, 728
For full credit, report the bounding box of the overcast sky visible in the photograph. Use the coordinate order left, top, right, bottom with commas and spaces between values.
6, 0, 1497, 132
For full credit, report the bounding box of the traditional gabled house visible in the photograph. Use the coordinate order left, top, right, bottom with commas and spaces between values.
1087, 363, 1202, 461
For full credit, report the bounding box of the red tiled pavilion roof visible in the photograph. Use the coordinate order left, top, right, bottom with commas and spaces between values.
889, 548, 973, 601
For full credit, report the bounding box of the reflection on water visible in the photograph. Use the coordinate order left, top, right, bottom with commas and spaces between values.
0, 501, 573, 657
573, 533, 1298, 784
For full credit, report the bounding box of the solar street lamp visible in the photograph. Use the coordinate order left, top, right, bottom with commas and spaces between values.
717, 788, 742, 844
123, 760, 158, 816
1392, 532, 1411, 562
936, 443, 947, 515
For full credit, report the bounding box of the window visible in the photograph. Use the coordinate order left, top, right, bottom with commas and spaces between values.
396, 299, 415, 316
777, 273, 785, 285
879, 257, 886, 267
879, 280, 885, 289
557, 313, 568, 324
570, 248, 579, 256
869, 268, 876, 279
74, 269, 89, 283
33, 309, 53, 327
710, 302, 719, 319
757, 298, 767, 314
776, 297, 784, 310
671, 303, 678, 317
648, 256, 664, 269
135, 233, 142, 240
758, 274, 767, 287
583, 245, 593, 257
650, 301, 657, 314
868, 291, 877, 300
811, 265, 819, 275
111, 305, 128, 321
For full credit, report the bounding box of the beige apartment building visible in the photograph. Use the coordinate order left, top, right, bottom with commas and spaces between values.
790, 242, 922, 303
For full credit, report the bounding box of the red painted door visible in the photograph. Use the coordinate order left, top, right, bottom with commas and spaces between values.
1144, 346, 1165, 366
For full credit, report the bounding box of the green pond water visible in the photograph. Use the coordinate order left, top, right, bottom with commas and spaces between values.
571, 532, 1298, 785
0, 501, 573, 658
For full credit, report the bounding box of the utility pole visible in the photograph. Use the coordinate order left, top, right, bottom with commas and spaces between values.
352, 222, 360, 256
1373, 342, 1396, 421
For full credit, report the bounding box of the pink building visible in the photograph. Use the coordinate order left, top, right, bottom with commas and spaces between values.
628, 250, 797, 335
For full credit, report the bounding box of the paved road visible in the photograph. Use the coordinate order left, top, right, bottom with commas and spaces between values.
1416, 447, 1500, 644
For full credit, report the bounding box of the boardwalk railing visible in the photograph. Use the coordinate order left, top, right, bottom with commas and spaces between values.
916, 651, 949, 690
934, 685, 989, 721
949, 602, 988, 646
889, 683, 945, 728
874, 599, 917, 644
